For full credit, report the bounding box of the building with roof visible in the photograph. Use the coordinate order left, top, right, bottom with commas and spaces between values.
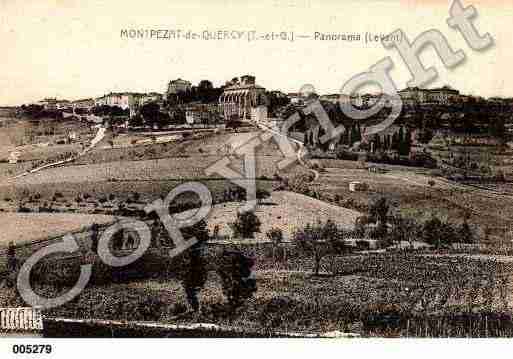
94, 92, 145, 117
167, 78, 192, 96
218, 75, 267, 121
71, 98, 95, 111
398, 86, 460, 105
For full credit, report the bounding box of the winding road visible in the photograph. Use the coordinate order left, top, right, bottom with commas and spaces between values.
252, 119, 320, 181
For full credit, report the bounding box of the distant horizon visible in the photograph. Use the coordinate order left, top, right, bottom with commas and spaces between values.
6, 81, 511, 108
1, 0, 512, 106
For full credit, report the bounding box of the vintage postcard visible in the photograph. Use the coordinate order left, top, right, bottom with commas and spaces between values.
0, 0, 512, 349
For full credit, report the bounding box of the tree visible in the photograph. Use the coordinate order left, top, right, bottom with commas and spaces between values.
266, 227, 284, 262
179, 219, 209, 311
22, 104, 44, 118
129, 114, 144, 127
109, 105, 127, 117
6, 241, 17, 272
489, 116, 506, 140
198, 80, 213, 90
216, 250, 256, 308
458, 219, 475, 244
398, 127, 412, 156
266, 227, 283, 244
421, 216, 457, 248
266, 91, 291, 117
293, 220, 339, 275
182, 243, 207, 311
369, 197, 389, 227
389, 216, 419, 248
90, 223, 100, 254
230, 211, 261, 238
140, 102, 162, 127
350, 124, 361, 145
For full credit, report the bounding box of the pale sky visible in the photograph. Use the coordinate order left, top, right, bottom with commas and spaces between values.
0, 0, 512, 106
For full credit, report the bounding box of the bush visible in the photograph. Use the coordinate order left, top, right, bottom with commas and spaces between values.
356, 240, 370, 250
282, 173, 314, 196
266, 228, 283, 243
230, 211, 261, 239
256, 189, 271, 200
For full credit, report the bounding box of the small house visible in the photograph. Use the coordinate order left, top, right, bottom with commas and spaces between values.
8, 151, 20, 164
349, 181, 368, 192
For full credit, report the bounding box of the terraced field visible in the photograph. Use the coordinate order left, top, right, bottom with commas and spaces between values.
0, 212, 115, 246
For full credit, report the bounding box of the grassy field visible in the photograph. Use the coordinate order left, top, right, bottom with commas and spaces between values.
7, 153, 304, 186
185, 190, 361, 241
0, 179, 277, 214
0, 212, 115, 246
66, 130, 284, 167
308, 160, 513, 244
2, 251, 512, 336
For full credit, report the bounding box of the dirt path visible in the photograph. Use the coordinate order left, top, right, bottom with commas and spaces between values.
252, 120, 319, 180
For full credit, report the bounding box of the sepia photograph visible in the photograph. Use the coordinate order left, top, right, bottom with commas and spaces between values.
1, 0, 513, 353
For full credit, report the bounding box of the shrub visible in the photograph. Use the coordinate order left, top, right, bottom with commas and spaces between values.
256, 189, 271, 200
356, 240, 370, 250
230, 211, 261, 239
266, 228, 283, 243
17, 205, 31, 213
282, 173, 314, 195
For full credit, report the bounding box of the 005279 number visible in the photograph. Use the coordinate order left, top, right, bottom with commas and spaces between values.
12, 344, 52, 354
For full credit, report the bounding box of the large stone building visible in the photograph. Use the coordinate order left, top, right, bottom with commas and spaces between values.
94, 92, 163, 117
38, 98, 70, 110
185, 103, 220, 126
167, 78, 192, 96
94, 92, 144, 117
218, 75, 267, 121
140, 92, 163, 105
71, 98, 95, 111
398, 86, 460, 106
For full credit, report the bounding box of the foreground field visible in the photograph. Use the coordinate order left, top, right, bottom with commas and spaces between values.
2, 252, 512, 336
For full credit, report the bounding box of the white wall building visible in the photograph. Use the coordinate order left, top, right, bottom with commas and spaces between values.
167, 78, 192, 96
219, 75, 267, 121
